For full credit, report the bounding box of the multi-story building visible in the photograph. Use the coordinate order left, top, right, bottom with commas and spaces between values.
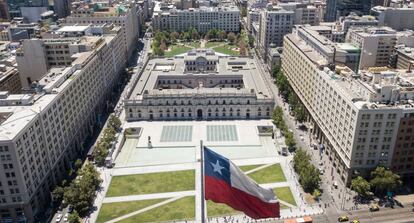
282, 26, 414, 183
278, 2, 322, 26
125, 49, 274, 121
0, 65, 20, 94
371, 6, 414, 31
53, 0, 70, 19
258, 4, 294, 56
0, 25, 126, 223
16, 24, 123, 89
346, 27, 414, 70
152, 2, 240, 33
325, 0, 373, 22
339, 14, 379, 34
247, 9, 261, 31
65, 1, 139, 58
395, 46, 414, 70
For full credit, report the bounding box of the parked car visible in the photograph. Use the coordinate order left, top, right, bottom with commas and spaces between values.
56, 213, 62, 222
338, 215, 349, 222
351, 220, 360, 223
318, 167, 324, 175
370, 204, 380, 212
63, 213, 68, 222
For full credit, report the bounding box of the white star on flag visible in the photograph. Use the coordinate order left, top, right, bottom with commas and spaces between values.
211, 160, 225, 175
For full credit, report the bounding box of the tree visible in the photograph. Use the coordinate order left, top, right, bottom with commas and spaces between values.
190, 28, 200, 40
74, 159, 83, 171
206, 28, 218, 40
93, 142, 109, 166
227, 32, 236, 44
238, 40, 247, 56
370, 167, 402, 194
299, 163, 320, 193
52, 186, 65, 203
248, 34, 255, 47
170, 31, 179, 43
218, 30, 227, 41
64, 163, 101, 216
68, 211, 80, 223
351, 176, 371, 197
285, 132, 296, 148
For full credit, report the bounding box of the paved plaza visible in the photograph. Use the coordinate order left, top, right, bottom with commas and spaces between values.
90, 120, 323, 223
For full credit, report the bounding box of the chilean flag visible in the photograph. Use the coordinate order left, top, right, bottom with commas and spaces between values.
204, 147, 280, 219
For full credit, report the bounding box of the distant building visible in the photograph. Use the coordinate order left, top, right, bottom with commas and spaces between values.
0, 64, 20, 93
53, 0, 70, 19
16, 24, 123, 89
371, 6, 414, 31
65, 2, 139, 58
395, 46, 414, 70
258, 4, 294, 57
152, 2, 240, 33
325, 0, 373, 22
125, 49, 275, 121
346, 26, 414, 70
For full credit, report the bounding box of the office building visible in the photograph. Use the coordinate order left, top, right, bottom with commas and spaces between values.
125, 49, 275, 121
0, 25, 126, 223
0, 65, 20, 93
258, 4, 294, 56
53, 0, 70, 19
371, 6, 414, 31
152, 2, 240, 33
346, 27, 414, 70
282, 26, 414, 183
65, 2, 139, 58
325, 0, 373, 22
395, 46, 414, 70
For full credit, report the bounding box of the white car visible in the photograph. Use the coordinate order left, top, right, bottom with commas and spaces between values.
64, 213, 68, 222
56, 213, 62, 222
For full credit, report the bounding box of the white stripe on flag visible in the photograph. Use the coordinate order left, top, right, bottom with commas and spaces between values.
229, 162, 278, 203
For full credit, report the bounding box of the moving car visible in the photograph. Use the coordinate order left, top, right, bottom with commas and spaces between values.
351, 220, 360, 223
338, 215, 349, 222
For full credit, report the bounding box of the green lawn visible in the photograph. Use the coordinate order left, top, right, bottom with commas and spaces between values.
164, 44, 192, 57
207, 200, 240, 217
206, 41, 225, 48
106, 170, 195, 197
212, 44, 240, 56
274, 187, 296, 206
247, 164, 286, 184
118, 196, 195, 223
96, 199, 166, 223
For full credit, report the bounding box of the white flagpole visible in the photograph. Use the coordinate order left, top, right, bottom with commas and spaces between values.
200, 140, 206, 223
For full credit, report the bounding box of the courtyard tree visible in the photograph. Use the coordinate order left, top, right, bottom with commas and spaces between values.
170, 31, 179, 43
227, 32, 237, 44
370, 167, 402, 194
218, 30, 227, 41
351, 176, 371, 197
190, 28, 200, 40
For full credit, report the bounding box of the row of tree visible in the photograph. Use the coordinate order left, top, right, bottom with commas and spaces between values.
272, 67, 307, 123
293, 149, 322, 196
52, 163, 102, 222
93, 115, 122, 166
272, 106, 296, 148
351, 167, 402, 198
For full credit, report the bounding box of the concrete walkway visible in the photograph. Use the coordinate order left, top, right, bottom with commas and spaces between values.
102, 190, 195, 203
104, 196, 185, 223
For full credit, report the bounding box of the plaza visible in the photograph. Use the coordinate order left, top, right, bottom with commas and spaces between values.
92, 120, 323, 223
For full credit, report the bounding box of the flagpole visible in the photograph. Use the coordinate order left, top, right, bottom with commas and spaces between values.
200, 140, 206, 223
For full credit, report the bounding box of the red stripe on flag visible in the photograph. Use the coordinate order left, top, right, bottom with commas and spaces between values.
205, 176, 280, 219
